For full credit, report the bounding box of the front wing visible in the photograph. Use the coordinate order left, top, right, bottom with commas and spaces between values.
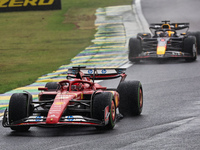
3, 115, 104, 127
2, 107, 110, 128
130, 51, 193, 60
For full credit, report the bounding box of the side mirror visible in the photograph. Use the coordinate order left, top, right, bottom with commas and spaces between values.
181, 33, 186, 35
38, 87, 48, 91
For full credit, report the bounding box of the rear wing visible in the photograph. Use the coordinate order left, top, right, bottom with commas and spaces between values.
149, 22, 189, 30
67, 66, 127, 81
170, 23, 189, 30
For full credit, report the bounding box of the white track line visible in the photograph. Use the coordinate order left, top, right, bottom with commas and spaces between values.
135, 0, 149, 32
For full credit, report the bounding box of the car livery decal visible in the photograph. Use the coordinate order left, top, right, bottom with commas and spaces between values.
59, 95, 71, 100
35, 116, 43, 122
88, 69, 93, 74
101, 69, 107, 74
67, 93, 78, 98
63, 116, 87, 122
66, 116, 74, 121
55, 102, 64, 105
25, 116, 44, 122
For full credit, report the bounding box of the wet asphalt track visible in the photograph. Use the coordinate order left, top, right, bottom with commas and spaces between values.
1, 0, 200, 149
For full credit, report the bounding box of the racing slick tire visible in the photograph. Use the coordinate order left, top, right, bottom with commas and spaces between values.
8, 93, 33, 131
45, 82, 59, 90
137, 33, 151, 39
183, 36, 197, 62
92, 92, 116, 130
187, 31, 200, 54
128, 38, 142, 63
117, 81, 143, 116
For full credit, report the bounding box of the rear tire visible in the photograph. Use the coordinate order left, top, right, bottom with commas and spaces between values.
183, 36, 197, 62
92, 92, 116, 130
187, 31, 200, 54
128, 38, 142, 63
117, 81, 143, 116
9, 93, 32, 131
45, 82, 59, 90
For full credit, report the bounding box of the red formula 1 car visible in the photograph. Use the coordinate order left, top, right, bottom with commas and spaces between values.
129, 20, 200, 63
2, 66, 143, 131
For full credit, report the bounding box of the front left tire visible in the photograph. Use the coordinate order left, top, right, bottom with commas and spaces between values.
9, 93, 32, 131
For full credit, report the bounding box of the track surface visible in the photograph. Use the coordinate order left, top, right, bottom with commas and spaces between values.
1, 0, 200, 149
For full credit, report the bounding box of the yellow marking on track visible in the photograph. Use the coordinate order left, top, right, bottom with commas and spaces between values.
0, 96, 11, 101
93, 41, 125, 44
32, 95, 38, 99
53, 69, 69, 73
95, 36, 125, 39
16, 86, 43, 90
0, 105, 8, 108
71, 57, 127, 63
38, 74, 58, 79
36, 78, 63, 83
0, 95, 38, 101
85, 46, 101, 49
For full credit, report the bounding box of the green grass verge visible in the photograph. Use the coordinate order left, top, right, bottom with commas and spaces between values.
0, 0, 132, 94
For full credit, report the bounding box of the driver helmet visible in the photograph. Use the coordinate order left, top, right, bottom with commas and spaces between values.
71, 83, 83, 91
162, 24, 173, 37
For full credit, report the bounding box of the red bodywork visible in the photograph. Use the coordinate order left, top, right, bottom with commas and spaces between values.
3, 67, 126, 128
38, 79, 120, 126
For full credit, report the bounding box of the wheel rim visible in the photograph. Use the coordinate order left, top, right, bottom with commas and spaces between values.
111, 100, 116, 121
139, 88, 143, 108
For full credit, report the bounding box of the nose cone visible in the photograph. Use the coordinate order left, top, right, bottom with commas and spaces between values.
157, 46, 166, 55
46, 115, 60, 124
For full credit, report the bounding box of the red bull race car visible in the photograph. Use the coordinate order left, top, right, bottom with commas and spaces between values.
129, 20, 200, 63
2, 66, 143, 132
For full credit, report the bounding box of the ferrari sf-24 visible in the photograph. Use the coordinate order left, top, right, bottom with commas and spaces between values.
2, 66, 143, 131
